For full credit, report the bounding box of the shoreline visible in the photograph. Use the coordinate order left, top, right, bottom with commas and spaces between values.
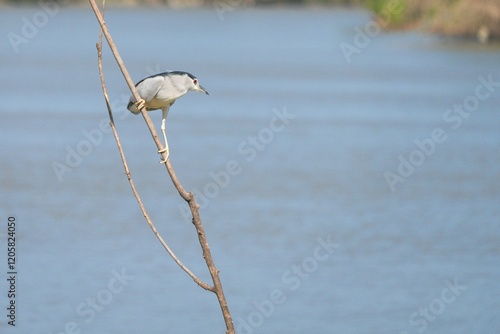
364, 0, 500, 43
2, 0, 499, 43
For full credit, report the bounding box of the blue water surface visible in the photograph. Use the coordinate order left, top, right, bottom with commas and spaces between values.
0, 5, 499, 334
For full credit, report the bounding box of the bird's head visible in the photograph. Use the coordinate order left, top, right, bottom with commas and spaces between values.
186, 73, 209, 95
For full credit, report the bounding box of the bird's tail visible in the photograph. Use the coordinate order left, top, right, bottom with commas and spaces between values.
127, 98, 141, 115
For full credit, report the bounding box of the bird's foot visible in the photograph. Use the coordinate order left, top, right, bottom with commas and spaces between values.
135, 99, 145, 110
159, 149, 169, 163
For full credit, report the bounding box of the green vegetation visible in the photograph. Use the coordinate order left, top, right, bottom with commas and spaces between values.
361, 0, 407, 25
362, 0, 500, 42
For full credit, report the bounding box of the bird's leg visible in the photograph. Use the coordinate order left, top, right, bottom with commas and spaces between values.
158, 107, 169, 163
135, 99, 145, 111
158, 119, 169, 163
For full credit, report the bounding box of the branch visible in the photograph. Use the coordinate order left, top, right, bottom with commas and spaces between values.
90, 1, 235, 333
88, 0, 189, 199
95, 3, 213, 293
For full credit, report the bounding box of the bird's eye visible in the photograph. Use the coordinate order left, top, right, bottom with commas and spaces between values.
193, 79, 198, 85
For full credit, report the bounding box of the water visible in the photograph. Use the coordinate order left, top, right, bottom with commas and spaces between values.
1, 6, 500, 334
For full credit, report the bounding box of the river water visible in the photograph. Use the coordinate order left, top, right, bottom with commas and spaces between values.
1, 5, 499, 334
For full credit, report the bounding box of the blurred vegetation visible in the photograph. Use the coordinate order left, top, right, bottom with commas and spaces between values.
2, 0, 499, 41
361, 0, 500, 42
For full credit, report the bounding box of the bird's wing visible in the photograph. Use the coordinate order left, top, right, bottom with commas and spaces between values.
136, 75, 165, 103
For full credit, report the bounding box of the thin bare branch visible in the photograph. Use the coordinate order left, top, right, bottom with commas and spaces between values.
95, 4, 213, 293
90, 1, 235, 332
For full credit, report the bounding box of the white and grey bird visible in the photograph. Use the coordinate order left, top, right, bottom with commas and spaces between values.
127, 71, 209, 162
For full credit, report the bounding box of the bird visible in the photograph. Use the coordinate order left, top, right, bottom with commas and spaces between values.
127, 71, 209, 163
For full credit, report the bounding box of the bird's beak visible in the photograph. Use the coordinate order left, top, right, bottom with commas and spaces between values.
197, 85, 209, 95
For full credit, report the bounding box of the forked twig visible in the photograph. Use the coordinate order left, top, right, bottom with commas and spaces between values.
95, 24, 212, 293
90, 1, 234, 333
